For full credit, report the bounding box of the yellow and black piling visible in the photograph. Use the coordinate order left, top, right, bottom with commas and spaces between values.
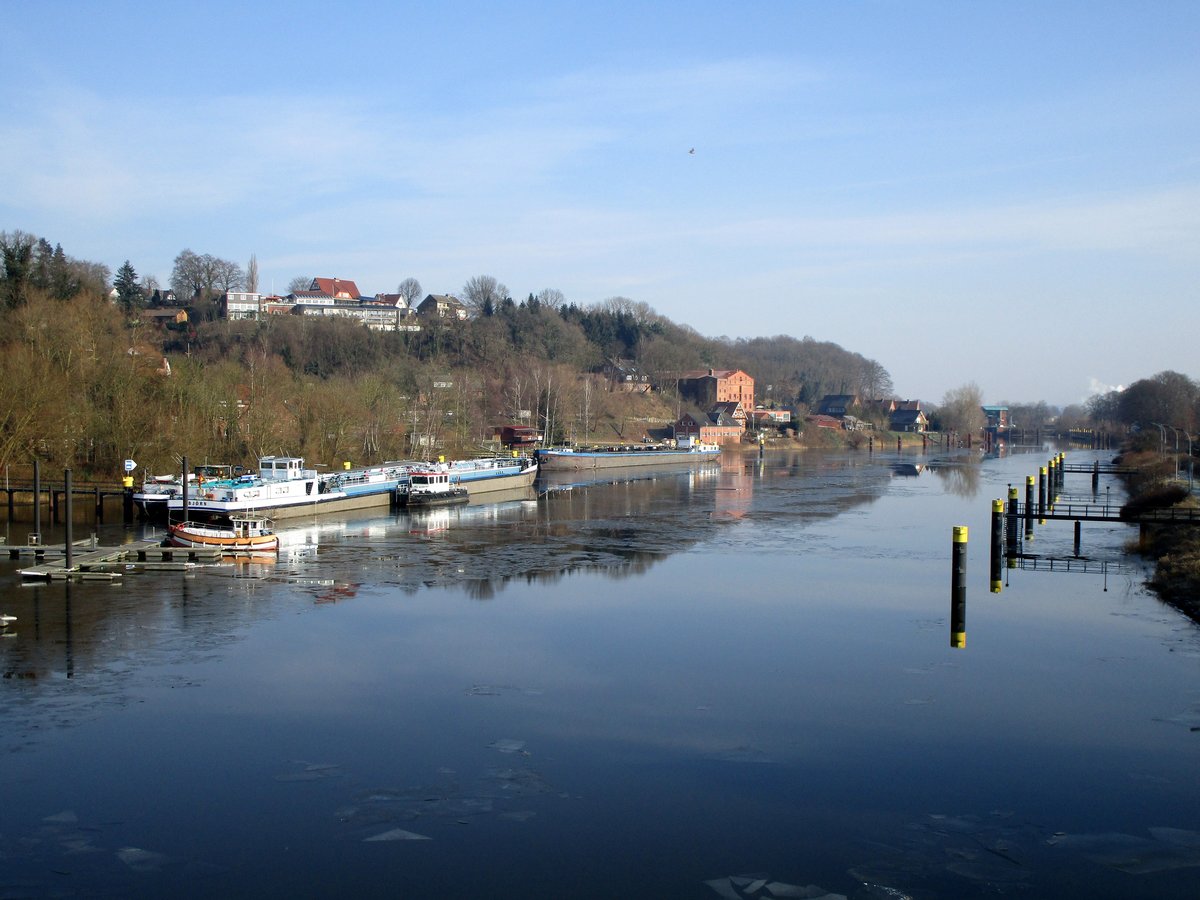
1005, 485, 1019, 555
1038, 466, 1047, 523
989, 500, 1003, 593
951, 525, 968, 648
123, 475, 134, 525
1024, 475, 1036, 542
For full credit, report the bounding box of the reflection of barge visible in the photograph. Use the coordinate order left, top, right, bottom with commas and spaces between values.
534, 443, 719, 472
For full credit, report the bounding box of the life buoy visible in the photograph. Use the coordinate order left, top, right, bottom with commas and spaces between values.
206, 492, 214, 500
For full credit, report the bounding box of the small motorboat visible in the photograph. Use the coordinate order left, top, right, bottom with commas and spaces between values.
398, 470, 469, 508
168, 514, 279, 551
0, 614, 16, 626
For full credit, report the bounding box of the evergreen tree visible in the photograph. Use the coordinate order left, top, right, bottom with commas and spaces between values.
114, 260, 142, 312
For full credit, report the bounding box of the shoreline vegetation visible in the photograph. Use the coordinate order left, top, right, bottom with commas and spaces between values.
1114, 447, 1200, 621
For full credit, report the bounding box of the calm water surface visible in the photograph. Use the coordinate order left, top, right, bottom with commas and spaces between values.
2, 448, 1199, 899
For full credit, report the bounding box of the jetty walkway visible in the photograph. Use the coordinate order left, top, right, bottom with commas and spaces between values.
9, 539, 221, 581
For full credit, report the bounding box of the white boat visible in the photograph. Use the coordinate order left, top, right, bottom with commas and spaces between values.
169, 454, 537, 520
134, 464, 235, 520
168, 514, 279, 551
399, 470, 469, 507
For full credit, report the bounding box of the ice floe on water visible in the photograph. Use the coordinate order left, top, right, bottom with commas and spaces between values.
363, 828, 431, 842
273, 760, 344, 782
488, 738, 527, 754
1046, 827, 1200, 873
116, 846, 169, 872
704, 875, 848, 899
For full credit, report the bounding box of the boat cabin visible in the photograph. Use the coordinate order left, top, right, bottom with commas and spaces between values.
230, 514, 273, 537
257, 456, 310, 482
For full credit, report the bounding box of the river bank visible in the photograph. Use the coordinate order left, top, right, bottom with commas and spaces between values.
1114, 448, 1200, 621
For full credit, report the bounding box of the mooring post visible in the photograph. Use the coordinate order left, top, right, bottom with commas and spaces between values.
32, 459, 41, 543
94, 486, 102, 523
181, 454, 189, 524
1092, 460, 1100, 493
897, 436, 902, 453
64, 469, 73, 572
123, 476, 134, 525
1074, 520, 1082, 558
1025, 475, 1036, 541
1038, 467, 1047, 523
868, 435, 873, 453
1006, 485, 1019, 554
951, 525, 967, 648
989, 501, 1003, 593
1048, 457, 1057, 508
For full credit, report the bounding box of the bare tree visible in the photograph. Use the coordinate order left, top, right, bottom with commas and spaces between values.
246, 254, 259, 294
287, 276, 313, 294
938, 382, 986, 436
462, 274, 508, 315
170, 249, 206, 301
536, 288, 566, 311
213, 257, 245, 293
397, 277, 422, 306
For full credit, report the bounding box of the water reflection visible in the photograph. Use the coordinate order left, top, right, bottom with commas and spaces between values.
6, 449, 1192, 898
927, 456, 983, 497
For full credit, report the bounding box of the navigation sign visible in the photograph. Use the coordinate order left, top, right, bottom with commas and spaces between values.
124, 459, 137, 473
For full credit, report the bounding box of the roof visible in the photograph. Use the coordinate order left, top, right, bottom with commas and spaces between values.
309, 277, 361, 299
890, 409, 928, 425
679, 368, 739, 380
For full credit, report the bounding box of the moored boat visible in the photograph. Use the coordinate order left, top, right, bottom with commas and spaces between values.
134, 464, 236, 520
534, 442, 720, 472
168, 454, 537, 521
445, 455, 539, 495
168, 514, 279, 551
399, 470, 469, 507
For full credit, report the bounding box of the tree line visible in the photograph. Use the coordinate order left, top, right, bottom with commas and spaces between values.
6, 228, 1144, 478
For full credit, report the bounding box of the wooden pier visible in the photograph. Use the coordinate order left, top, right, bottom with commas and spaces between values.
12, 539, 222, 581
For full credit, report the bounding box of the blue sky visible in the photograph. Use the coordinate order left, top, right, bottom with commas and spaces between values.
2, 1, 1197, 407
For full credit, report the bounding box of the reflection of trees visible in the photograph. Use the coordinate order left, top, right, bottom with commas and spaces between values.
928, 458, 982, 498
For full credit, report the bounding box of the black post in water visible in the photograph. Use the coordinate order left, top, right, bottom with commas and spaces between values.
1006, 485, 1019, 554
1025, 475, 1036, 541
896, 436, 902, 453
1047, 457, 1056, 508
989, 501, 1003, 593
1074, 520, 1082, 558
868, 436, 873, 454
951, 526, 967, 648
64, 469, 73, 572
94, 487, 102, 523
1092, 460, 1100, 494
32, 458, 42, 543
1038, 466, 1047, 522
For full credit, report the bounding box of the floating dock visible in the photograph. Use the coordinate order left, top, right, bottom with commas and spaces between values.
11, 540, 223, 581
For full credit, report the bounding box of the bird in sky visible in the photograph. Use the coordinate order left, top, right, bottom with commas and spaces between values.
688, 148, 695, 154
